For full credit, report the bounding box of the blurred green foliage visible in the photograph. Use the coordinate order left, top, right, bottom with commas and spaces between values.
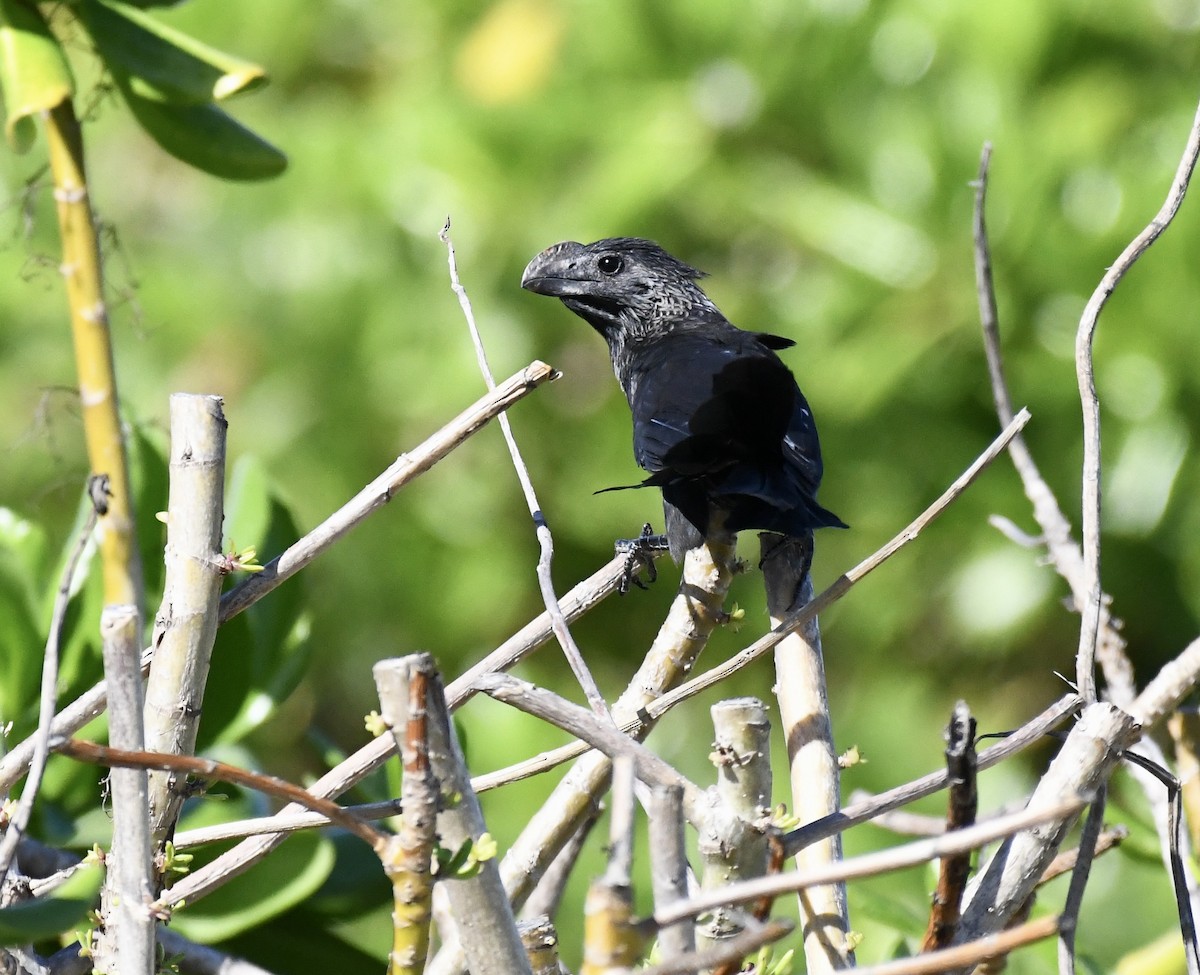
2, 0, 1200, 969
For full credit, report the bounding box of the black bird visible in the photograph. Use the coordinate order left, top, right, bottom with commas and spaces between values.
521, 237, 845, 600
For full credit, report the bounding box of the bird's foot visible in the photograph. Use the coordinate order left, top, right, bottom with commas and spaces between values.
614, 523, 669, 594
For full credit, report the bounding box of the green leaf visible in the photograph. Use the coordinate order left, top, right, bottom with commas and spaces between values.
111, 67, 286, 180
75, 0, 266, 104
0, 0, 74, 152
169, 831, 336, 943
0, 864, 102, 945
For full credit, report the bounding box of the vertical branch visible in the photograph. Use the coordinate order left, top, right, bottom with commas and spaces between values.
44, 100, 143, 615
94, 605, 156, 975
421, 661, 532, 975
1073, 93, 1200, 705
519, 916, 569, 975
374, 656, 438, 975
697, 697, 771, 952
648, 783, 694, 959
762, 537, 853, 972
583, 761, 644, 975
921, 702, 977, 951
143, 395, 228, 847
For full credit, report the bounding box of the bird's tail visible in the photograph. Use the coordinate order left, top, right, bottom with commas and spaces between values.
759, 531, 815, 616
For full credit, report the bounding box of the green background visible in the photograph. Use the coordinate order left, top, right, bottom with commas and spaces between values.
3, 0, 1199, 969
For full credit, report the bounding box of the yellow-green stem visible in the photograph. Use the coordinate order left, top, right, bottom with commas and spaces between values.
44, 99, 143, 614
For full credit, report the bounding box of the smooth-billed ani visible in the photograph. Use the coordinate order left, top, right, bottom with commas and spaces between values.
522, 237, 845, 598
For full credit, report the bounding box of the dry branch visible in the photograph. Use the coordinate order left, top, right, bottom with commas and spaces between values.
1073, 92, 1200, 706
697, 698, 772, 954
94, 605, 155, 975
955, 703, 1139, 945
442, 223, 608, 718
921, 701, 977, 952
648, 784, 694, 959
764, 551, 852, 972
655, 799, 1083, 929
784, 693, 1080, 856
144, 393, 227, 847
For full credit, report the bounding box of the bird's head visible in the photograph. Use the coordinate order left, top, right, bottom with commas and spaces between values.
521, 238, 716, 339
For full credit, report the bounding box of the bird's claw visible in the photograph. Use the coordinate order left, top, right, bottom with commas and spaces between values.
614, 523, 669, 594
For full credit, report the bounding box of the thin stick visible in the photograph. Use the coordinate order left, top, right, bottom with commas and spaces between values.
1073, 92, 1200, 705
971, 143, 1133, 706
441, 221, 608, 720
655, 799, 1083, 928
0, 479, 100, 888
785, 693, 1079, 856
854, 916, 1059, 975
1057, 791, 1105, 975
218, 360, 557, 622
473, 673, 703, 818
53, 739, 386, 854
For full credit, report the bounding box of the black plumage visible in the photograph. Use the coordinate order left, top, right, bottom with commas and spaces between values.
521, 237, 845, 572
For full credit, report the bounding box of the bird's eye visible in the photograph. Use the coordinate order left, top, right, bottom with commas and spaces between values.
597, 254, 623, 275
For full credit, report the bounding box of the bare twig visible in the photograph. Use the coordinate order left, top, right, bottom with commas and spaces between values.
1057, 791, 1106, 975
441, 221, 608, 719
0, 478, 100, 889
853, 915, 1059, 975
53, 739, 387, 854
217, 360, 558, 622
971, 144, 1133, 705
656, 799, 1084, 929
473, 673, 703, 817
172, 799, 404, 849
1073, 92, 1200, 705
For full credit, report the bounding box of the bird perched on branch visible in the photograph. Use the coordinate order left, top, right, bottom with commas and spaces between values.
522, 237, 845, 603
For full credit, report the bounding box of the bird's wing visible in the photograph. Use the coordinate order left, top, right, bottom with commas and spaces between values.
627, 332, 795, 478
